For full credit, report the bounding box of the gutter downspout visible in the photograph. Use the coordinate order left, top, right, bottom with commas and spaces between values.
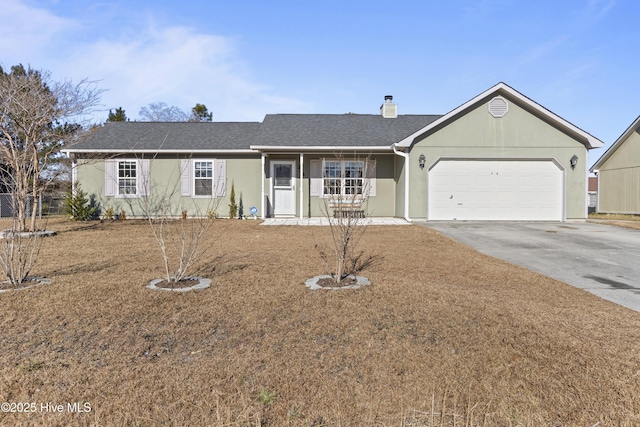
299, 152, 303, 220
584, 151, 589, 220
593, 170, 599, 214
392, 143, 411, 222
261, 152, 266, 219
71, 156, 77, 195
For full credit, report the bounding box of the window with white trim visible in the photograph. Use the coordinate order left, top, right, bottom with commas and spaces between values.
194, 160, 213, 196
105, 159, 149, 198
118, 160, 137, 195
322, 160, 364, 196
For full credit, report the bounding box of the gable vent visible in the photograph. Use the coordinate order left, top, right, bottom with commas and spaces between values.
488, 96, 508, 118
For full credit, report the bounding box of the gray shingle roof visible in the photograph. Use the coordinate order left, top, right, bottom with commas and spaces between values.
253, 114, 441, 147
69, 114, 442, 152
73, 122, 261, 151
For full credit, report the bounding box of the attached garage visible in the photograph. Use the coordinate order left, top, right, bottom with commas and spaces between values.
392, 83, 604, 221
428, 159, 564, 221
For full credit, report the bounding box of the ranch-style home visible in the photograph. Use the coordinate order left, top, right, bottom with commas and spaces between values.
64, 82, 603, 221
590, 115, 640, 214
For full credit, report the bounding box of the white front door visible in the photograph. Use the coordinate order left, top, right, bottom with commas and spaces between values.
272, 161, 296, 216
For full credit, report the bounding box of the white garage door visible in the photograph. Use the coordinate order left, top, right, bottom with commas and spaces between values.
428, 160, 564, 221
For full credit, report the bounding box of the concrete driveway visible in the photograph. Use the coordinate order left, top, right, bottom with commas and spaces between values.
422, 221, 640, 312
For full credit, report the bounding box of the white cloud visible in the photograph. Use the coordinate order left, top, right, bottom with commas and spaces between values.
1, 1, 308, 122
0, 0, 77, 67
64, 23, 309, 122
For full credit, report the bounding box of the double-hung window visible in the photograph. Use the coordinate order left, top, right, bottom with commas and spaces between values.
118, 160, 138, 196
194, 161, 214, 196
322, 160, 364, 196
105, 159, 149, 198
323, 161, 343, 195
180, 159, 226, 198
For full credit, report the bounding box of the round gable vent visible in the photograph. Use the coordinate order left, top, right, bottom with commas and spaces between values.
488, 96, 508, 118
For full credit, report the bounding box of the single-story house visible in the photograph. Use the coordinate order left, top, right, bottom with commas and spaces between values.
590, 116, 640, 214
64, 82, 603, 221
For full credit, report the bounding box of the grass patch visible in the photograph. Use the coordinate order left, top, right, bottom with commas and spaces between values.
589, 213, 640, 230
1, 217, 640, 425
258, 387, 277, 406
589, 213, 640, 221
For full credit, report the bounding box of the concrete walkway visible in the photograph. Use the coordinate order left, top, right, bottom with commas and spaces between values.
261, 217, 410, 226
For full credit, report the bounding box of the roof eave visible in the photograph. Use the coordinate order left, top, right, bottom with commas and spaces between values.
62, 148, 259, 155
590, 115, 640, 172
249, 145, 394, 152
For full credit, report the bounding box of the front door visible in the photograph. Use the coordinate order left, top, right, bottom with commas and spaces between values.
272, 161, 296, 216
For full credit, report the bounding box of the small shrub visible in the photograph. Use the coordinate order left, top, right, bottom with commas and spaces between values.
63, 182, 95, 221
120, 210, 127, 220
229, 181, 238, 219
206, 209, 217, 219
182, 210, 188, 220
104, 206, 115, 220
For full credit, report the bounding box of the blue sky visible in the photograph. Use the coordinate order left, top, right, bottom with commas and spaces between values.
1, 0, 637, 165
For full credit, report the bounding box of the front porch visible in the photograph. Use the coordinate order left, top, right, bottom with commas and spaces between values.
259, 150, 398, 219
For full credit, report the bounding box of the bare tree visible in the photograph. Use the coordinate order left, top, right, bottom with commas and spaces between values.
0, 65, 101, 285
0, 64, 102, 232
0, 219, 41, 286
315, 154, 379, 285
139, 102, 189, 122
139, 156, 223, 285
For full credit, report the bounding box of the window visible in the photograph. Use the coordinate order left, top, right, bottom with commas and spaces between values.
274, 164, 292, 187
323, 160, 364, 196
105, 159, 149, 198
180, 159, 226, 198
118, 161, 137, 195
344, 161, 364, 195
194, 161, 213, 196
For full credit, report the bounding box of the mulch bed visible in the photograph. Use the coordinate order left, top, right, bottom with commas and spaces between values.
315, 276, 358, 288
153, 277, 201, 289
0, 277, 45, 291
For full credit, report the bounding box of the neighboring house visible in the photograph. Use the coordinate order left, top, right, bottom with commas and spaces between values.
64, 83, 603, 221
590, 116, 640, 214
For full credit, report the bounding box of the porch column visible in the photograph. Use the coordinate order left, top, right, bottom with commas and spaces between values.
299, 152, 304, 219
261, 152, 266, 219
71, 157, 77, 193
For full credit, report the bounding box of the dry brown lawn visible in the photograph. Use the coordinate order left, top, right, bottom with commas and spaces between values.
589, 213, 640, 230
1, 217, 640, 426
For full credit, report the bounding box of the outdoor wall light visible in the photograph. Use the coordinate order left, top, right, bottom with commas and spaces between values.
419, 153, 426, 169
570, 154, 578, 170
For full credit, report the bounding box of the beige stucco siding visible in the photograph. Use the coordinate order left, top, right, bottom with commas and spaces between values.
597, 130, 640, 214
407, 97, 588, 219
76, 154, 262, 218
394, 155, 406, 218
